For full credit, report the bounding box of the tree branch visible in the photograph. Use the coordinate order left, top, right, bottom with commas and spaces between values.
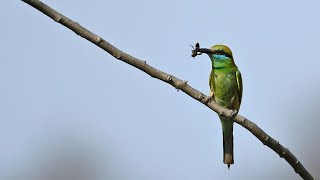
21, 0, 315, 179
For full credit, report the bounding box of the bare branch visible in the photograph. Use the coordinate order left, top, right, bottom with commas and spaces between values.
20, 0, 315, 179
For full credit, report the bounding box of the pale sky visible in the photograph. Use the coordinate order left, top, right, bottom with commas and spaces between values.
1, 0, 319, 179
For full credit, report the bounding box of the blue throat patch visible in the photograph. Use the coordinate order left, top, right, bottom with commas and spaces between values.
212, 54, 231, 69
213, 54, 230, 60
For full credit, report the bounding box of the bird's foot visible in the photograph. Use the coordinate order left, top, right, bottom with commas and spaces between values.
228, 109, 238, 119
204, 94, 214, 104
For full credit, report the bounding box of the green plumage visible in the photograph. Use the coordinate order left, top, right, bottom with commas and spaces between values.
208, 45, 242, 168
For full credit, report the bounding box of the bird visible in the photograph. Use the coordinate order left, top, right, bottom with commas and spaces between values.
206, 44, 243, 168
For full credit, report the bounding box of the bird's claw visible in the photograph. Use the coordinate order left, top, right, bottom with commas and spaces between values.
228, 109, 238, 119
204, 95, 214, 104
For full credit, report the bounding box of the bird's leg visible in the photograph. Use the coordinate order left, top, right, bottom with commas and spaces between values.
228, 109, 238, 119
204, 92, 214, 103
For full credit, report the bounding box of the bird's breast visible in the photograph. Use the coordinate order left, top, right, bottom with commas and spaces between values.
212, 71, 238, 107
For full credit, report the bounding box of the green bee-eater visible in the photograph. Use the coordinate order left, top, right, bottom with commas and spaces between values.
207, 45, 243, 168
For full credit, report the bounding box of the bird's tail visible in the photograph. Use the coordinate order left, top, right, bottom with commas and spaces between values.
223, 128, 234, 169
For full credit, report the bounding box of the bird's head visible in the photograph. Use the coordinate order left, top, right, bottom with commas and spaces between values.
209, 44, 233, 60
207, 44, 235, 68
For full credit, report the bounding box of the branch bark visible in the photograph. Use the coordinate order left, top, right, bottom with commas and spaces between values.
21, 0, 315, 179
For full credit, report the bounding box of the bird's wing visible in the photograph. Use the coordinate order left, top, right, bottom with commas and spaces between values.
209, 71, 214, 98
236, 69, 243, 103
209, 71, 212, 90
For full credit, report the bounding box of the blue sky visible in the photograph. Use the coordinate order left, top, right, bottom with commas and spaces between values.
1, 0, 319, 179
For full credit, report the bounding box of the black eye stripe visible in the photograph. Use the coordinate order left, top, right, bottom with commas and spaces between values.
212, 50, 233, 59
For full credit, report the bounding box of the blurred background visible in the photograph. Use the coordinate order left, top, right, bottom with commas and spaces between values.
1, 0, 319, 179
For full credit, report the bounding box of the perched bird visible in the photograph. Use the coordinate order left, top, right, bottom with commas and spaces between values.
207, 45, 243, 168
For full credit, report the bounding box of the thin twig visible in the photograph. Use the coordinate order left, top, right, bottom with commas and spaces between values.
20, 0, 315, 179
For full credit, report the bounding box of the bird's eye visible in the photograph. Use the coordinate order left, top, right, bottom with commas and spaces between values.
217, 50, 224, 54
